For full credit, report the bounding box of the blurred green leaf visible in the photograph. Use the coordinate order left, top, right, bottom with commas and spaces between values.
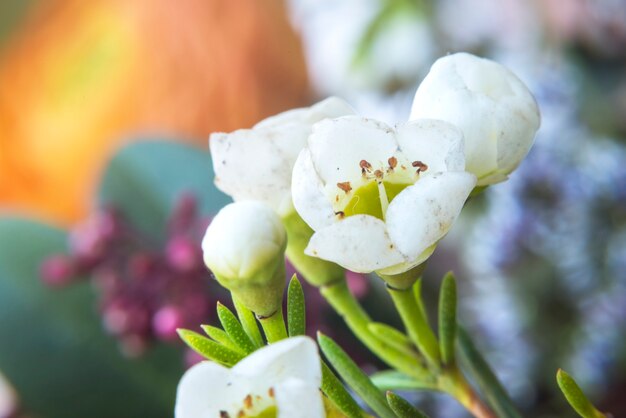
556, 369, 606, 418
438, 272, 457, 365
457, 327, 522, 418
178, 329, 244, 367
287, 275, 306, 337
99, 139, 230, 240
318, 333, 396, 418
370, 370, 436, 391
386, 391, 430, 418
367, 322, 415, 357
216, 303, 256, 354
0, 218, 182, 418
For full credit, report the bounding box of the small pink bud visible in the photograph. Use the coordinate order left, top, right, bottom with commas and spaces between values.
166, 237, 200, 272
40, 255, 75, 287
152, 305, 185, 341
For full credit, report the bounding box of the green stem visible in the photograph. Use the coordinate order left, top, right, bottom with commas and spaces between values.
258, 309, 288, 343
456, 327, 523, 418
386, 284, 440, 369
320, 281, 429, 380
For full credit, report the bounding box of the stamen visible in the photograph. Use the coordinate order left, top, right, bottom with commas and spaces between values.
388, 157, 397, 169
360, 159, 372, 175
412, 161, 428, 174
337, 182, 352, 193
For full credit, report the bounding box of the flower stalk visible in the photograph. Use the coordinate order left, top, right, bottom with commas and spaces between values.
258, 308, 289, 344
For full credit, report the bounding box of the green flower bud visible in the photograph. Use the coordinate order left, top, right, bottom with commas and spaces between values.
202, 201, 287, 317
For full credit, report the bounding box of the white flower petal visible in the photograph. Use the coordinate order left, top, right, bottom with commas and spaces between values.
396, 119, 465, 173
202, 201, 286, 280
410, 53, 539, 183
255, 96, 355, 129
305, 215, 405, 273
175, 361, 249, 418
386, 172, 476, 260
234, 336, 322, 388
210, 123, 309, 216
292, 149, 337, 231
308, 116, 399, 192
275, 378, 325, 418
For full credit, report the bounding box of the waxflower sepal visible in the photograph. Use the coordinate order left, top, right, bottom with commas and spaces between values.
377, 262, 427, 290
202, 201, 288, 317
283, 211, 345, 287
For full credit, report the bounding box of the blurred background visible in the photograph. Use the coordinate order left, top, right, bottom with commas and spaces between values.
0, 0, 625, 417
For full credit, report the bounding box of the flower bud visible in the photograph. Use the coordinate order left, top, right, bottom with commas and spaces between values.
202, 201, 287, 316
410, 52, 540, 186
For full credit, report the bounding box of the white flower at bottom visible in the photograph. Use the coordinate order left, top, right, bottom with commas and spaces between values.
292, 116, 476, 275
175, 336, 324, 418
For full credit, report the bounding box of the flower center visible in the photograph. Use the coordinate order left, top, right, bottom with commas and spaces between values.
343, 180, 410, 220
334, 157, 428, 221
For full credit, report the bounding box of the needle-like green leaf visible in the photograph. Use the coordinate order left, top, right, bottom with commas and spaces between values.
287, 275, 306, 337
318, 333, 396, 418
233, 296, 264, 348
368, 322, 417, 359
438, 272, 457, 365
177, 329, 244, 367
217, 303, 257, 354
321, 362, 366, 418
200, 325, 242, 353
386, 391, 430, 418
370, 370, 437, 391
557, 369, 606, 418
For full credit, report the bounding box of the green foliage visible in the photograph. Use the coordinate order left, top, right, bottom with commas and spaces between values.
318, 333, 396, 418
321, 362, 366, 418
370, 370, 436, 391
0, 218, 182, 418
438, 273, 457, 365
287, 275, 306, 337
178, 329, 244, 367
557, 369, 606, 418
456, 327, 522, 418
233, 297, 264, 349
200, 325, 242, 353
216, 303, 257, 354
386, 391, 430, 418
367, 322, 415, 358
99, 140, 230, 241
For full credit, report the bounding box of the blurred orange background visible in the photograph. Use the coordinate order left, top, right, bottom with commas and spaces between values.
0, 0, 309, 226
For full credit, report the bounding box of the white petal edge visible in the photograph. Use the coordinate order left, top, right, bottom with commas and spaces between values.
386, 172, 476, 261
175, 361, 247, 418
255, 96, 356, 129
308, 116, 399, 192
292, 149, 337, 231
275, 378, 325, 418
305, 215, 406, 273
234, 336, 322, 388
396, 119, 465, 173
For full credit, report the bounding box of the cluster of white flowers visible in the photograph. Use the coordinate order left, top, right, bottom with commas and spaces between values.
203, 52, 539, 279
177, 52, 540, 417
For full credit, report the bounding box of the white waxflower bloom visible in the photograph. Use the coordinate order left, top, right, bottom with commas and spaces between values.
202, 201, 287, 316
292, 116, 476, 275
409, 52, 540, 186
210, 97, 355, 217
175, 336, 324, 418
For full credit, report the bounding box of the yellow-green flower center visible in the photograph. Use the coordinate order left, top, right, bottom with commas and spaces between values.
343, 181, 411, 220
